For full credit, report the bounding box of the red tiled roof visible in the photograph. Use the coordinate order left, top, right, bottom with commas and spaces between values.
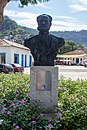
0, 39, 30, 50
64, 48, 85, 55
0, 39, 10, 46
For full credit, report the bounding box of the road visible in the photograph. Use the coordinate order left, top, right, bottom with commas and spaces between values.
24, 65, 87, 80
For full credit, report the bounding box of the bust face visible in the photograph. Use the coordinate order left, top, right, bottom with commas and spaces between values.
37, 15, 51, 32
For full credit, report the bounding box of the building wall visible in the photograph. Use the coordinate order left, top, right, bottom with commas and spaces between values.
0, 46, 30, 67
10, 46, 30, 67
62, 57, 87, 65
0, 46, 11, 63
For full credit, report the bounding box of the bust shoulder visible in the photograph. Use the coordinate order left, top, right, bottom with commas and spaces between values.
50, 34, 64, 41
49, 34, 65, 48
27, 35, 39, 42
24, 35, 39, 47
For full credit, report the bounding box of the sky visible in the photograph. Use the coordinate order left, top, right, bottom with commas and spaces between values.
4, 0, 87, 31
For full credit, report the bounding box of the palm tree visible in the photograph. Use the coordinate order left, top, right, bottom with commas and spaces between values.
67, 40, 76, 51
0, 0, 50, 23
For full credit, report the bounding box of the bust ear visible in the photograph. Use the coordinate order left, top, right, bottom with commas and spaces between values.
37, 15, 41, 22
50, 22, 52, 26
49, 22, 52, 28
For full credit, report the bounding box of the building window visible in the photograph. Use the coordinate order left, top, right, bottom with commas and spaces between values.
0, 53, 6, 63
76, 58, 79, 64
25, 55, 27, 67
21, 54, 24, 66
14, 54, 19, 63
29, 55, 32, 67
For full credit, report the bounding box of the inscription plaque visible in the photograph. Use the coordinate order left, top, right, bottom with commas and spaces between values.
36, 71, 52, 91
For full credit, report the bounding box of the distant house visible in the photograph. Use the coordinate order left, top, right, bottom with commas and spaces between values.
57, 48, 87, 65
0, 39, 31, 67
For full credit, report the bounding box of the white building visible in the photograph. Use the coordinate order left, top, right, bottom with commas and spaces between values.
0, 39, 31, 67
57, 48, 87, 65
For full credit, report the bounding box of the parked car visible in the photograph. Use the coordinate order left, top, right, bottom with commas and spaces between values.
11, 63, 24, 73
84, 63, 87, 67
0, 64, 14, 73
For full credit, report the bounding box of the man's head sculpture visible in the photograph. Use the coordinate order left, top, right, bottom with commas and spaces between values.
37, 14, 52, 32
24, 14, 65, 66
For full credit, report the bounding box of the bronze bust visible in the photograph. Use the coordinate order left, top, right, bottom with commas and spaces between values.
24, 14, 65, 66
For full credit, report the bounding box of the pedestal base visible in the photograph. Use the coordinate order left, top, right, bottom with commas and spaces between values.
30, 66, 58, 109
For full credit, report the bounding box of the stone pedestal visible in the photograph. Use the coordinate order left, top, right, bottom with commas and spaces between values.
30, 66, 58, 109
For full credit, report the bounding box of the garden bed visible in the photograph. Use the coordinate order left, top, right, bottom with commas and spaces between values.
0, 73, 87, 130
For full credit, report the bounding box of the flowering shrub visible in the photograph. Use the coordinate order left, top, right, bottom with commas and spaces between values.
0, 73, 87, 130
56, 78, 87, 130
0, 73, 49, 130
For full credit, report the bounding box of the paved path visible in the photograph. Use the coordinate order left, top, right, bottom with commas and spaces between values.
58, 65, 87, 80
24, 65, 87, 80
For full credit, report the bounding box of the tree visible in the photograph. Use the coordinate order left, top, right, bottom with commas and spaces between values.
0, 0, 8, 23
58, 40, 84, 54
0, 0, 50, 23
67, 40, 76, 51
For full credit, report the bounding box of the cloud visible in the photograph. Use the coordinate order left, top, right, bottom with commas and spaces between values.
16, 19, 37, 29
52, 20, 87, 31
4, 10, 38, 19
4, 9, 87, 31
51, 14, 87, 31
33, 3, 50, 9
4, 9, 39, 29
70, 4, 87, 12
51, 15, 87, 31
53, 15, 74, 20
68, 0, 87, 12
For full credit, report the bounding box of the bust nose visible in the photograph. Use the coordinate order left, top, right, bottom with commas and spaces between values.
42, 21, 45, 24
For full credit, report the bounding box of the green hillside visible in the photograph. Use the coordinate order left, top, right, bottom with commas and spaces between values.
0, 16, 38, 44
51, 30, 87, 48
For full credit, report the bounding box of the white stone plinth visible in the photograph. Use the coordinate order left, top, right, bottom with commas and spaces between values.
30, 66, 58, 109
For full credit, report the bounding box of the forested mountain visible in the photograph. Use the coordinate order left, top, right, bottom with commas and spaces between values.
51, 30, 87, 48
0, 16, 87, 48
0, 16, 38, 44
